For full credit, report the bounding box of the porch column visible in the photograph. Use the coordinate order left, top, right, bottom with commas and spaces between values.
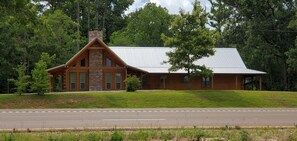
235, 75, 238, 90
211, 76, 214, 89
49, 75, 54, 92
259, 76, 262, 90
65, 68, 69, 91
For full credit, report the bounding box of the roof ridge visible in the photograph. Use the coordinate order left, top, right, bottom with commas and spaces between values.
108, 46, 237, 49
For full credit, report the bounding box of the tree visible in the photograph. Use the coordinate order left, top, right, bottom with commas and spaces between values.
31, 53, 54, 95
40, 0, 134, 43
110, 3, 172, 46
208, 0, 233, 46
31, 10, 78, 67
161, 0, 216, 77
0, 1, 38, 93
212, 0, 297, 90
8, 64, 30, 95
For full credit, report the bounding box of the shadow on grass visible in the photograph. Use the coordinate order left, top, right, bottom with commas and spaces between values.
184, 90, 265, 107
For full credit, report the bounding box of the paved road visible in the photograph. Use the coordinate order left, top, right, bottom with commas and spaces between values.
0, 108, 297, 129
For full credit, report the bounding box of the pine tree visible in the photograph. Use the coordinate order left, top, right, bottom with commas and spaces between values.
8, 64, 30, 95
31, 53, 54, 95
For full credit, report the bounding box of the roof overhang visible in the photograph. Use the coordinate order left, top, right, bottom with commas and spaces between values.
127, 67, 266, 75
47, 64, 65, 73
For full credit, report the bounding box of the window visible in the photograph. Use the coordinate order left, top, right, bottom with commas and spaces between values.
105, 73, 112, 90
106, 58, 112, 67
202, 77, 211, 88
116, 73, 121, 90
80, 73, 86, 90
183, 76, 189, 83
70, 73, 76, 90
80, 59, 86, 67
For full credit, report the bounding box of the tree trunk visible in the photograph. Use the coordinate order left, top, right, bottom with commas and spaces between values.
87, 0, 90, 30
95, 0, 99, 29
76, 0, 80, 51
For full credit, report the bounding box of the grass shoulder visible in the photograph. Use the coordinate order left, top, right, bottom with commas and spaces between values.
0, 90, 297, 109
0, 128, 297, 141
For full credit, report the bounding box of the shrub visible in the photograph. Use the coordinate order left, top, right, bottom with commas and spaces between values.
240, 130, 249, 141
111, 131, 124, 141
124, 75, 141, 92
194, 130, 206, 141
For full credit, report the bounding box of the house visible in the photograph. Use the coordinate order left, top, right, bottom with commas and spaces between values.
48, 30, 266, 91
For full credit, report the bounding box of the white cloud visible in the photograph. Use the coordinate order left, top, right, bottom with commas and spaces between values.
125, 0, 149, 14
126, 0, 211, 15
150, 0, 193, 14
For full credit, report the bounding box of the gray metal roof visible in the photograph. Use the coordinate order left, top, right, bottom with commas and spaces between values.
109, 46, 266, 74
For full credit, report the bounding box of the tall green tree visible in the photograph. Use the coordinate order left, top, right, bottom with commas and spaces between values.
110, 3, 172, 46
31, 53, 54, 95
40, 0, 134, 43
211, 0, 297, 90
161, 0, 216, 77
0, 1, 38, 93
8, 64, 31, 95
30, 10, 78, 67
208, 0, 233, 46
287, 13, 297, 90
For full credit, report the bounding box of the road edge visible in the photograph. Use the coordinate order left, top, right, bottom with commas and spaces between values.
0, 126, 296, 133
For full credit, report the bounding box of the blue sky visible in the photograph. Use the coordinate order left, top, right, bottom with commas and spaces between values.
126, 0, 211, 14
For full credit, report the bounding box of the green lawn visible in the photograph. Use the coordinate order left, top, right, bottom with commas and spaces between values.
0, 90, 297, 109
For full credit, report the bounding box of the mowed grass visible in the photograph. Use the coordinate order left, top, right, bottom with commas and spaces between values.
0, 90, 297, 109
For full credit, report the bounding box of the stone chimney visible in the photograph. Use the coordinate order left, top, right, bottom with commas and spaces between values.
88, 29, 103, 42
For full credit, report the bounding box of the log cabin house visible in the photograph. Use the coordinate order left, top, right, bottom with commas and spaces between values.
48, 30, 266, 92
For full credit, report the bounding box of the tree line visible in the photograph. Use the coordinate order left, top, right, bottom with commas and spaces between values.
1, 0, 297, 93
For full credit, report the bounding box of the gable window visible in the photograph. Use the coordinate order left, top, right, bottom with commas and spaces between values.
115, 73, 121, 90
80, 72, 86, 90
80, 58, 86, 67
106, 58, 112, 67
105, 73, 112, 90
70, 73, 76, 90
202, 77, 211, 88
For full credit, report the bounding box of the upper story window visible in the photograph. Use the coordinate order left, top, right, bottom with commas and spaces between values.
80, 58, 86, 67
202, 77, 211, 88
106, 57, 112, 67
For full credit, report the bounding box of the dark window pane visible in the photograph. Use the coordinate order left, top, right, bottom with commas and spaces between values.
106, 58, 112, 67
202, 77, 210, 88
116, 73, 121, 89
106, 83, 111, 89
105, 73, 112, 89
80, 59, 86, 67
80, 73, 86, 90
70, 73, 76, 90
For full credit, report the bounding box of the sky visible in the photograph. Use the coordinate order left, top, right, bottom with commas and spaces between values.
125, 0, 211, 14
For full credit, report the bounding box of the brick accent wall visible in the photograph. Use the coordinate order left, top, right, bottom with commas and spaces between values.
89, 50, 103, 91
